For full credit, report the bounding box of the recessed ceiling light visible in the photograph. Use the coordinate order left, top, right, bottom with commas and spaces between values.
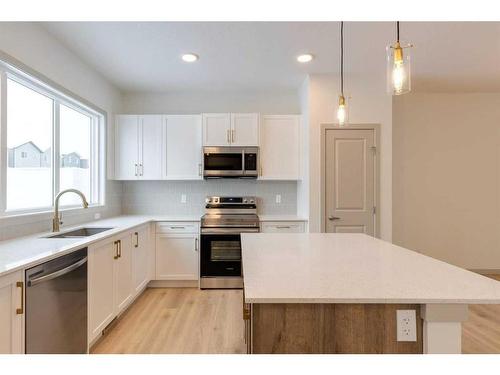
297, 54, 314, 63
182, 53, 199, 62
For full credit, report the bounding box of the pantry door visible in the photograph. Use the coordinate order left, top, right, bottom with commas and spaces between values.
324, 128, 376, 235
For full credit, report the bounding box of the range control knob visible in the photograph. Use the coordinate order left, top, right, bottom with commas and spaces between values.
249, 199, 255, 204
243, 199, 248, 203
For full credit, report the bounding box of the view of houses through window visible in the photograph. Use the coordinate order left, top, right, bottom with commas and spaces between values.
5, 75, 101, 212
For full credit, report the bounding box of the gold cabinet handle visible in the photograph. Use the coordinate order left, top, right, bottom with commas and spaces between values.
135, 232, 139, 248
16, 281, 24, 315
226, 129, 230, 144
113, 240, 119, 259
194, 238, 198, 252
231, 129, 235, 143
118, 240, 122, 258
134, 163, 138, 176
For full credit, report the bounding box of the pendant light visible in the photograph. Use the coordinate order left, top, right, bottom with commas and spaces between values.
387, 21, 413, 95
337, 21, 348, 126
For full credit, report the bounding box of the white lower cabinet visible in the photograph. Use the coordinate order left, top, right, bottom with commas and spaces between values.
260, 221, 306, 233
132, 225, 151, 294
156, 222, 199, 281
88, 239, 115, 341
0, 271, 24, 354
88, 226, 149, 343
114, 233, 133, 313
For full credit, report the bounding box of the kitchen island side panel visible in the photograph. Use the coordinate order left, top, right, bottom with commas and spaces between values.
251, 303, 423, 354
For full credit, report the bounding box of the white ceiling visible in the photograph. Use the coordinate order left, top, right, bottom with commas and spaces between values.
41, 22, 500, 93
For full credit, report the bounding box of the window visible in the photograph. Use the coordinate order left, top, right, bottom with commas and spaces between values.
2, 70, 104, 214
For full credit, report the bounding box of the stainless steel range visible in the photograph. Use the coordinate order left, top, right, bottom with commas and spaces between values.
200, 196, 259, 289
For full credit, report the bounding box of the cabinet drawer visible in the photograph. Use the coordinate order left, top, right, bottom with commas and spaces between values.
260, 221, 305, 233
156, 222, 199, 234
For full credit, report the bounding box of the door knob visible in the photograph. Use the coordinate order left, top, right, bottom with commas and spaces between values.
328, 216, 340, 221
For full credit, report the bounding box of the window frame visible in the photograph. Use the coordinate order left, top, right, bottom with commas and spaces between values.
0, 63, 106, 217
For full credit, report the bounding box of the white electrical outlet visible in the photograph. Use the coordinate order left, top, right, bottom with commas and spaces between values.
94, 212, 101, 220
396, 310, 417, 342
275, 194, 282, 204
181, 194, 187, 203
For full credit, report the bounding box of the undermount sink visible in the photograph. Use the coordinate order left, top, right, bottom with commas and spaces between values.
45, 227, 114, 239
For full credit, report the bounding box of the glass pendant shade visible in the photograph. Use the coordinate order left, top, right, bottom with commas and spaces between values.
386, 42, 412, 95
337, 95, 348, 126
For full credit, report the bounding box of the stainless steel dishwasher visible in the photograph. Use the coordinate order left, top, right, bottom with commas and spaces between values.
25, 248, 88, 354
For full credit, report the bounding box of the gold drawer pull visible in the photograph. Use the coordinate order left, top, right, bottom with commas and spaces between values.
16, 281, 24, 315
113, 241, 119, 259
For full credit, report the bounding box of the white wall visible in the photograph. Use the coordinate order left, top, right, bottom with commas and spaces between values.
297, 77, 310, 219
122, 90, 300, 114
393, 93, 500, 270
305, 73, 393, 240
0, 22, 123, 240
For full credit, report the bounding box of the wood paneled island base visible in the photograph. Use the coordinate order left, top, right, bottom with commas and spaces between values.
250, 303, 423, 354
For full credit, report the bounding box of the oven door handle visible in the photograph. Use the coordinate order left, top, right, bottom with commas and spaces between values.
201, 228, 260, 234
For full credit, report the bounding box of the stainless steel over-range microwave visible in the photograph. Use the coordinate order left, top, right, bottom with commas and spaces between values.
203, 147, 258, 178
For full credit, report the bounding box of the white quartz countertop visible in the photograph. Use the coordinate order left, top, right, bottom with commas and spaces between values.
241, 233, 500, 304
258, 215, 308, 221
0, 215, 200, 277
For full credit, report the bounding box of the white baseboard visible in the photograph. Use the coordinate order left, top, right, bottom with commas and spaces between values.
469, 269, 500, 275
148, 280, 198, 288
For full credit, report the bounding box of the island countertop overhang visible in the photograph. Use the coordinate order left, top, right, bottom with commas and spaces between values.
241, 233, 500, 304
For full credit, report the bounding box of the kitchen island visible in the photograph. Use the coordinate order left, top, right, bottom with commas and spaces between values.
241, 233, 500, 354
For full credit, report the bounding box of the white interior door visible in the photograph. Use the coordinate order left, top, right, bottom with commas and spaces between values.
230, 113, 259, 146
139, 115, 163, 180
164, 115, 202, 179
202, 113, 231, 146
325, 128, 376, 235
115, 115, 139, 180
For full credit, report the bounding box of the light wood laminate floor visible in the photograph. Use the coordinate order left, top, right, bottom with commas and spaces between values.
91, 288, 246, 354
91, 276, 500, 354
462, 275, 500, 354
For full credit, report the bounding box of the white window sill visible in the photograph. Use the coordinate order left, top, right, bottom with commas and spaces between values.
0, 204, 106, 225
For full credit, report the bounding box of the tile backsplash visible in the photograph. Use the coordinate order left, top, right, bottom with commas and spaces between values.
122, 180, 297, 216
0, 180, 298, 242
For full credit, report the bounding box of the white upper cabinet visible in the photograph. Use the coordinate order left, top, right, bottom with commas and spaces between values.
115, 115, 139, 180
164, 115, 202, 180
0, 271, 24, 354
139, 115, 163, 180
230, 113, 259, 146
202, 113, 259, 146
114, 115, 162, 180
202, 113, 231, 146
259, 115, 300, 180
